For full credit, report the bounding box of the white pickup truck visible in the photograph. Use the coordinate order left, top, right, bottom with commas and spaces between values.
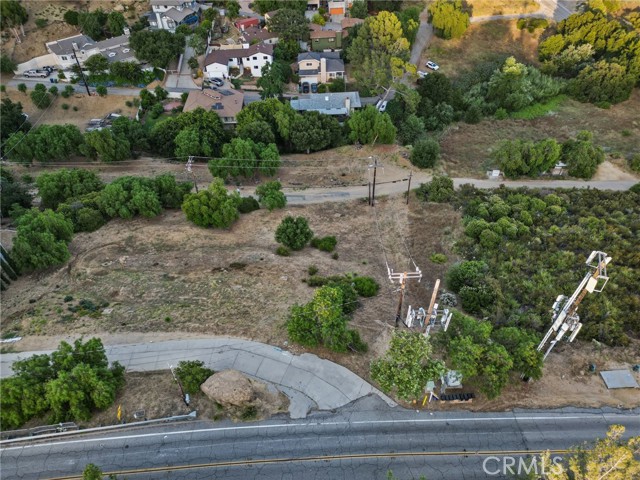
23, 69, 50, 78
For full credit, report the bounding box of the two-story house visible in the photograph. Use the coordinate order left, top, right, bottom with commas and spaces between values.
183, 89, 245, 125
310, 22, 344, 52
296, 51, 345, 86
203, 43, 274, 79
149, 0, 199, 32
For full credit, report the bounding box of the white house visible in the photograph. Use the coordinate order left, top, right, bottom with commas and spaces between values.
203, 43, 273, 79
148, 0, 199, 32
45, 32, 135, 69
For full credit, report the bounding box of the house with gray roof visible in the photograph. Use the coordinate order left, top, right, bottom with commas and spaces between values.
148, 0, 199, 32
290, 92, 361, 117
45, 32, 135, 69
203, 43, 274, 79
296, 51, 345, 87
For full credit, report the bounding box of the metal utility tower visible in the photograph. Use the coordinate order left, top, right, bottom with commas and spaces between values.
404, 279, 452, 336
537, 250, 611, 360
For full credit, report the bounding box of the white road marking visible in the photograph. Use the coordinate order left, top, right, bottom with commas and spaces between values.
3, 414, 635, 452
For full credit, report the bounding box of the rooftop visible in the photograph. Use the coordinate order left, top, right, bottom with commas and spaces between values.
341, 17, 365, 29
290, 92, 361, 115
242, 26, 278, 43
183, 89, 245, 120
150, 0, 188, 5
204, 43, 274, 65
46, 34, 95, 56
162, 7, 195, 22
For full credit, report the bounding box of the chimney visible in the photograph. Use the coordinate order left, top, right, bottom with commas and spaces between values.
123, 27, 130, 36
72, 42, 78, 50
345, 96, 350, 112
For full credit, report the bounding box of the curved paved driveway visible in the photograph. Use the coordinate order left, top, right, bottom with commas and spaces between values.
0, 338, 396, 419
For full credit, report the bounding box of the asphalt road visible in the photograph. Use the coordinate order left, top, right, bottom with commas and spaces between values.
2, 397, 638, 480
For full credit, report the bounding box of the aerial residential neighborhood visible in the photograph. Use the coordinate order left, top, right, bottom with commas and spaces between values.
0, 0, 639, 479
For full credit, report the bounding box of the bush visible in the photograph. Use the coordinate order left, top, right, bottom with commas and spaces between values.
182, 179, 240, 228
310, 236, 337, 252
96, 85, 107, 96
276, 245, 290, 256
628, 154, 640, 173
275, 216, 313, 251
255, 181, 286, 211
35, 18, 48, 28
175, 360, 213, 395
430, 253, 447, 264
308, 265, 318, 276
410, 137, 440, 168
238, 195, 260, 213
351, 276, 379, 297
494, 108, 508, 120
17, 83, 27, 94
418, 175, 454, 203
61, 103, 69, 110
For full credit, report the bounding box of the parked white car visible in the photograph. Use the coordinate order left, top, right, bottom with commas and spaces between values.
417, 70, 429, 78
23, 69, 50, 78
376, 100, 388, 112
426, 61, 440, 71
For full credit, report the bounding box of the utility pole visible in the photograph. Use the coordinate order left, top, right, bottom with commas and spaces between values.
406, 171, 412, 205
186, 156, 199, 192
71, 46, 91, 96
368, 156, 382, 207
388, 267, 422, 328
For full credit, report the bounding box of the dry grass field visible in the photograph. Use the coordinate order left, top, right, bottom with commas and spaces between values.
467, 0, 540, 16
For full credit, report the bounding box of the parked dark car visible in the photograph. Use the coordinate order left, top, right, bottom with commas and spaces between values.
311, 83, 318, 93
302, 82, 310, 93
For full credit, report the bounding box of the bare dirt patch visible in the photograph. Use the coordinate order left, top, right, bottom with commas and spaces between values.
440, 90, 640, 178
468, 0, 541, 17
422, 20, 542, 78
0, 88, 139, 130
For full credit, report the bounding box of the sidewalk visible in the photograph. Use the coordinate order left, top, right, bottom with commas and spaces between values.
0, 338, 396, 419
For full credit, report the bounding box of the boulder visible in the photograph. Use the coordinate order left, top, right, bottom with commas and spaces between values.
200, 370, 256, 407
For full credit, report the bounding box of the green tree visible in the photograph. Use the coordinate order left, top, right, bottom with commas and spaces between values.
255, 0, 307, 15
311, 13, 325, 26
290, 111, 342, 153
96, 85, 107, 97
98, 177, 162, 219
106, 11, 126, 36
188, 34, 207, 56
0, 1, 28, 30
349, 0, 368, 19
275, 216, 313, 250
569, 60, 635, 105
256, 181, 286, 211
84, 54, 109, 75
182, 179, 240, 228
428, 0, 469, 39
4, 124, 83, 165
410, 137, 440, 168
129, 30, 186, 68
257, 62, 285, 99
78, 10, 106, 40
446, 260, 487, 292
63, 10, 79, 26
175, 360, 213, 395
0, 54, 17, 74
83, 130, 130, 163
0, 174, 32, 217
236, 120, 276, 145
492, 327, 543, 380
110, 116, 149, 154
36, 169, 103, 210
236, 99, 297, 147
348, 105, 396, 144
273, 38, 300, 63
371, 331, 446, 400
30, 84, 52, 109
562, 131, 604, 179
1, 98, 30, 148
227, 0, 240, 19
268, 8, 310, 42
11, 209, 73, 272
17, 83, 27, 94
110, 61, 144, 83
398, 115, 425, 146
347, 11, 415, 95
418, 175, 454, 203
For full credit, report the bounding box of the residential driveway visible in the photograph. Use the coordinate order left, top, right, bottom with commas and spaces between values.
0, 338, 396, 419
410, 7, 433, 67
164, 39, 198, 90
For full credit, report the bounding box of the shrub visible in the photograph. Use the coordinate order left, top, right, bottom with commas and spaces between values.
238, 195, 260, 213
275, 216, 313, 251
308, 265, 318, 276
410, 137, 440, 168
418, 175, 454, 203
96, 85, 107, 96
351, 276, 379, 297
35, 18, 48, 28
276, 245, 290, 256
255, 181, 286, 211
182, 179, 240, 228
310, 236, 337, 252
17, 83, 27, 94
175, 360, 214, 395
430, 253, 447, 264
0, 85, 5, 93
628, 154, 640, 173
494, 108, 508, 120
61, 103, 69, 110
332, 252, 339, 260
48, 86, 58, 96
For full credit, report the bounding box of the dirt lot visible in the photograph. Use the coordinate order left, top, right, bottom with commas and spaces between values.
0, 1, 149, 64
468, 0, 540, 16
0, 87, 139, 130
422, 20, 542, 78
440, 90, 640, 178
